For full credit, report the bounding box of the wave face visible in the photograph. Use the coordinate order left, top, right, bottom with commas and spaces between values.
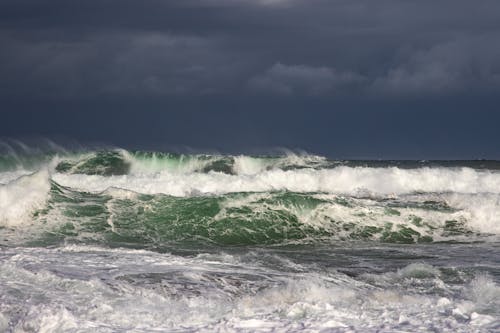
1, 149, 500, 246
2, 147, 500, 332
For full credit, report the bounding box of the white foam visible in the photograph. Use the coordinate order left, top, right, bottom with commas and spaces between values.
1, 246, 498, 332
233, 155, 271, 175
466, 275, 500, 312
0, 313, 8, 333
17, 306, 78, 333
451, 277, 500, 326
53, 166, 500, 197
232, 153, 327, 175
0, 170, 51, 227
0, 170, 34, 184
446, 193, 500, 234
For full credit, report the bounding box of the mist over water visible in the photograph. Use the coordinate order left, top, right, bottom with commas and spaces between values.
1, 146, 500, 332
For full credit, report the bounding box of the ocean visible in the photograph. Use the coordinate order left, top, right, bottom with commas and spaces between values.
0, 148, 499, 332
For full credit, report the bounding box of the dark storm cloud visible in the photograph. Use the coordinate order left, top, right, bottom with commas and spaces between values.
1, 0, 500, 99
370, 37, 500, 96
2, 0, 500, 158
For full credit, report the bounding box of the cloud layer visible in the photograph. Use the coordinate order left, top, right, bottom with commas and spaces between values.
1, 0, 500, 99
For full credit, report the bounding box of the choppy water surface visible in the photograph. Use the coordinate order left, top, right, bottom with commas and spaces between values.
1, 147, 499, 332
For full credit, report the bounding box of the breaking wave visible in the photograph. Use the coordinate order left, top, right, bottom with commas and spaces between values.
1, 149, 500, 246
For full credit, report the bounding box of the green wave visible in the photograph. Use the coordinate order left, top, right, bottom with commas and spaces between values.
23, 182, 485, 248
53, 149, 328, 175
7, 147, 500, 176
130, 151, 237, 174
55, 151, 130, 176
54, 150, 237, 175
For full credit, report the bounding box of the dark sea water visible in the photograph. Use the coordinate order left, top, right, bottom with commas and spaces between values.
1, 148, 499, 332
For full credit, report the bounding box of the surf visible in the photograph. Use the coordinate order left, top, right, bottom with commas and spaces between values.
1, 147, 500, 332
1, 148, 500, 247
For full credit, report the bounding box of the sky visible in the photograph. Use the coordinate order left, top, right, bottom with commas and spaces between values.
1, 0, 500, 158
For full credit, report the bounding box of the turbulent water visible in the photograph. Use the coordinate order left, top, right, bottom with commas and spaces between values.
1, 147, 499, 332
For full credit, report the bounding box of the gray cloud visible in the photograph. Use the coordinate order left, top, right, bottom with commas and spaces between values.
248, 37, 500, 97
371, 37, 500, 96
1, 0, 500, 99
0, 31, 245, 97
99, 33, 233, 96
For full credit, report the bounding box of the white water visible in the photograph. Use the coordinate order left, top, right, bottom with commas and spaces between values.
53, 166, 500, 196
0, 170, 50, 227
232, 154, 327, 175
0, 245, 498, 332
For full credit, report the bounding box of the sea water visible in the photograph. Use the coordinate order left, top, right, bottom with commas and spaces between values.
0, 148, 499, 332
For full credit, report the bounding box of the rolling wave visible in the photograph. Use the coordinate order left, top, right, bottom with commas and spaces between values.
1, 149, 500, 247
